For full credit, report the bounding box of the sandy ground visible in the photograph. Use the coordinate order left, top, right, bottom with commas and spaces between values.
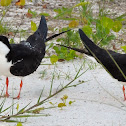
0, 0, 126, 126
0, 58, 126, 126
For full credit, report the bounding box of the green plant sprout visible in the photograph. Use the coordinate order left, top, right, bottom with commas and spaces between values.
49, 65, 56, 96
39, 69, 47, 79
28, 9, 37, 18
58, 95, 75, 109
39, 67, 75, 81
27, 9, 50, 18
87, 61, 97, 70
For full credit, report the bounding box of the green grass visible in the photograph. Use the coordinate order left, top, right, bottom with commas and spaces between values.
0, 61, 87, 123
0, 21, 9, 35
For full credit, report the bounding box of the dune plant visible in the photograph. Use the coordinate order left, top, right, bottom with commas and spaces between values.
52, 0, 124, 63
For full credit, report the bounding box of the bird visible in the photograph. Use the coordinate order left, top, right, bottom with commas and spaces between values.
58, 29, 126, 101
0, 16, 70, 99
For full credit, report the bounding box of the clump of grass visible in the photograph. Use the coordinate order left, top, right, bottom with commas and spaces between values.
0, 21, 9, 35
0, 61, 88, 123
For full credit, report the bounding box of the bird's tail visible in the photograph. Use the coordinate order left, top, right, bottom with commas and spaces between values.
57, 44, 90, 55
79, 29, 101, 56
46, 29, 71, 42
34, 15, 48, 41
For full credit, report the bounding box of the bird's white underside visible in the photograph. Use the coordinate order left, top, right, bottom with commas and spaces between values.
0, 41, 13, 77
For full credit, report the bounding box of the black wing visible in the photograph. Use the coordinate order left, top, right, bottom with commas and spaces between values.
10, 43, 45, 76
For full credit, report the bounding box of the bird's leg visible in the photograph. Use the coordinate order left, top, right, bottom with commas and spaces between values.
5, 77, 9, 97
122, 85, 126, 101
13, 80, 23, 99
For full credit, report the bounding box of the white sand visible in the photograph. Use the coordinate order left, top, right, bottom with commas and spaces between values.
0, 58, 126, 126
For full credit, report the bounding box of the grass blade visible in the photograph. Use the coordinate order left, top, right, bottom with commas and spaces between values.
49, 65, 56, 96
17, 102, 31, 114
37, 86, 45, 104
12, 114, 50, 118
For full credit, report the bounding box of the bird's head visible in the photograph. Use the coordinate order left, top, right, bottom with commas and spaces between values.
0, 36, 11, 55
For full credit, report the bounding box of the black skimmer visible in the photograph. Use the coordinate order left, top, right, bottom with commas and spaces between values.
0, 16, 70, 99
0, 15, 48, 99
58, 29, 126, 101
